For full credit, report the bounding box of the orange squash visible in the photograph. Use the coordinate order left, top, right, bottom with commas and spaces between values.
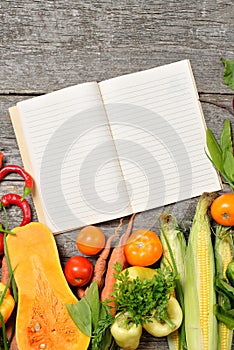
6, 222, 90, 350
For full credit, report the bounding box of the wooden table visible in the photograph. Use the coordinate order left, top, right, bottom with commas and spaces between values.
0, 1, 234, 349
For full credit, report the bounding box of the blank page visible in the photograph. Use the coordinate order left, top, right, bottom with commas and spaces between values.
99, 60, 221, 213
16, 83, 131, 233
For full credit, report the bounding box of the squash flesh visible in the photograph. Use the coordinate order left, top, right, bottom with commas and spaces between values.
7, 222, 90, 350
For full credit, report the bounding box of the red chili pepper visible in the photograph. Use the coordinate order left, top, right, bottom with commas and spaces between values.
0, 193, 31, 226
0, 152, 4, 168
0, 165, 33, 199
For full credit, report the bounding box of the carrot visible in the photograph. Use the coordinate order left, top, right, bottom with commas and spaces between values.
91, 220, 122, 289
1, 255, 10, 285
77, 220, 123, 299
9, 335, 19, 350
101, 214, 135, 314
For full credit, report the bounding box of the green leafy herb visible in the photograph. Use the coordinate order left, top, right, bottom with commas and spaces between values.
112, 263, 175, 326
66, 281, 118, 350
91, 303, 115, 350
206, 119, 234, 191
85, 281, 100, 330
66, 298, 92, 337
221, 58, 234, 90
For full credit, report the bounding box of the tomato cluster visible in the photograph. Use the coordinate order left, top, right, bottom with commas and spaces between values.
64, 225, 106, 287
64, 222, 164, 288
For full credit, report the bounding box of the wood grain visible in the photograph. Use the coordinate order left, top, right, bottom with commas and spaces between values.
0, 0, 234, 94
0, 0, 234, 348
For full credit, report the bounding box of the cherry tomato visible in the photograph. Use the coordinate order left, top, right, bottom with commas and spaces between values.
76, 226, 106, 256
124, 229, 163, 267
211, 193, 234, 226
0, 234, 4, 256
64, 256, 93, 287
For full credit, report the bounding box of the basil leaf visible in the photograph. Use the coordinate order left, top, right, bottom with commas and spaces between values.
220, 119, 233, 154
223, 149, 234, 182
85, 281, 100, 330
206, 128, 223, 172
66, 298, 92, 337
221, 58, 234, 90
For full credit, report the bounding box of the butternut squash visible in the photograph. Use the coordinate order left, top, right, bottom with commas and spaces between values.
6, 222, 90, 350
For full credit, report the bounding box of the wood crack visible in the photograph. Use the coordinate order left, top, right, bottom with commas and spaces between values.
199, 97, 234, 117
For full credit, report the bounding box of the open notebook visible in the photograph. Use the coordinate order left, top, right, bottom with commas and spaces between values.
9, 60, 221, 233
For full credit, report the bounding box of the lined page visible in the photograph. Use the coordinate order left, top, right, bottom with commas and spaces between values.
16, 83, 131, 233
99, 60, 221, 213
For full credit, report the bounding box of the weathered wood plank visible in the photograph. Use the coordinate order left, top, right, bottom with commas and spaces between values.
0, 0, 233, 94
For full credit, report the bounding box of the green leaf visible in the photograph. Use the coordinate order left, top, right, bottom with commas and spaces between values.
91, 303, 114, 350
66, 298, 92, 337
206, 128, 223, 172
97, 327, 113, 350
220, 119, 233, 154
215, 277, 234, 302
214, 305, 234, 330
221, 58, 234, 90
85, 281, 100, 330
223, 149, 234, 183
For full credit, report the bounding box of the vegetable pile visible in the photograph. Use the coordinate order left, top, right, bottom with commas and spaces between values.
64, 118, 234, 350
0, 61, 233, 349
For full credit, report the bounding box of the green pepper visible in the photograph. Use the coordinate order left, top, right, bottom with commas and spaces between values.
226, 260, 234, 287
143, 296, 183, 337
110, 312, 142, 350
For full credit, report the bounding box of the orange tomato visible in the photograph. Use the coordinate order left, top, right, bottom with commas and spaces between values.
76, 226, 106, 255
210, 193, 234, 226
124, 229, 163, 266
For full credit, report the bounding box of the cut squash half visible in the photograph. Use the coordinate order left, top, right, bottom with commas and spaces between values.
7, 222, 90, 350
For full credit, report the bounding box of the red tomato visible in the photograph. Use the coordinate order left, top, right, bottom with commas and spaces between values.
0, 234, 4, 256
76, 226, 105, 256
211, 193, 234, 226
64, 256, 93, 287
124, 229, 163, 266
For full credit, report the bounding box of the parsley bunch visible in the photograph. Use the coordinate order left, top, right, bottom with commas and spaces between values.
112, 263, 175, 326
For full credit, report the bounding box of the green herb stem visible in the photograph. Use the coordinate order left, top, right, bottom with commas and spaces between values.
3, 234, 17, 303
2, 207, 18, 303
0, 313, 9, 350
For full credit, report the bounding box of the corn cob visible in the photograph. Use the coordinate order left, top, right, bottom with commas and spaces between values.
184, 192, 218, 350
160, 213, 186, 350
214, 225, 234, 350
